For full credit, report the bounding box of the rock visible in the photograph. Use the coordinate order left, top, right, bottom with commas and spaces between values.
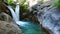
0, 12, 22, 34
42, 6, 60, 34
0, 12, 13, 22
29, 0, 59, 34
0, 21, 22, 34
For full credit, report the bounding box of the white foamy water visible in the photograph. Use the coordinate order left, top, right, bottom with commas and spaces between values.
7, 5, 26, 26
7, 5, 18, 22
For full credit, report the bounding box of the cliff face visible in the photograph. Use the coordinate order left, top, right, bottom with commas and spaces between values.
36, 3, 60, 34
28, 0, 59, 34
0, 12, 22, 34
42, 7, 60, 34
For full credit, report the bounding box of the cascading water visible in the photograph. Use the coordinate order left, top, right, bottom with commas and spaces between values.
7, 5, 17, 21
7, 4, 46, 34
7, 5, 29, 27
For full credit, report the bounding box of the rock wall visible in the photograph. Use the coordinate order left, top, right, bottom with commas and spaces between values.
28, 0, 59, 34
42, 6, 60, 34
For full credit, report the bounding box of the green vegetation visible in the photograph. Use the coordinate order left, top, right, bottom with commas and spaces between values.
20, 0, 26, 4
53, 0, 60, 7
6, 0, 14, 4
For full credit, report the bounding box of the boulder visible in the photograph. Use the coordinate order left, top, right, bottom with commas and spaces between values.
0, 12, 13, 22
0, 21, 22, 34
0, 12, 22, 34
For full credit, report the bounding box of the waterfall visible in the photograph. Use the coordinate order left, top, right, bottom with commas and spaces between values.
15, 5, 20, 21
7, 5, 20, 22
7, 4, 43, 34
7, 5, 18, 22
7, 5, 29, 26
